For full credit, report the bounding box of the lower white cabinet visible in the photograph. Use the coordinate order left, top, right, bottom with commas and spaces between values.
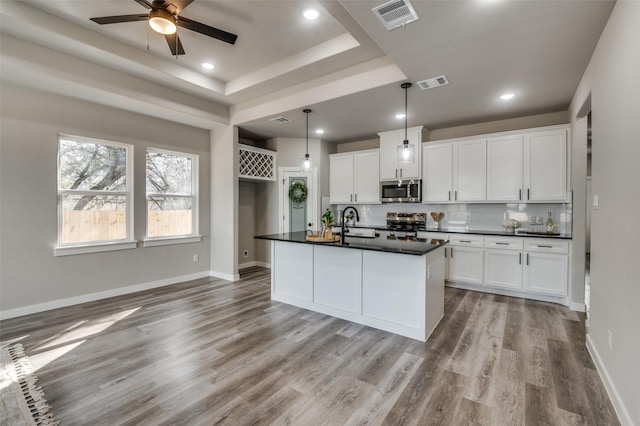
484, 249, 523, 290
523, 239, 569, 296
449, 239, 484, 284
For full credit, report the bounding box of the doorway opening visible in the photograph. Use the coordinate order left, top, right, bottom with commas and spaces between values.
278, 167, 318, 235
585, 111, 592, 314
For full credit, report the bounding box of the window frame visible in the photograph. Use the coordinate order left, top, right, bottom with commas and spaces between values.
143, 147, 201, 246
55, 134, 136, 256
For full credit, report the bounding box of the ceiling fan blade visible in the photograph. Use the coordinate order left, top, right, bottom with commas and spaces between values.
177, 16, 237, 45
133, 0, 154, 10
162, 0, 194, 14
164, 33, 186, 55
90, 14, 149, 25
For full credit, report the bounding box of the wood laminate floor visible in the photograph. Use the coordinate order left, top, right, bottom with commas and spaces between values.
1, 267, 619, 425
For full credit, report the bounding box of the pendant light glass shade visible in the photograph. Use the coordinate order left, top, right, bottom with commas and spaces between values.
301, 109, 313, 171
398, 82, 414, 164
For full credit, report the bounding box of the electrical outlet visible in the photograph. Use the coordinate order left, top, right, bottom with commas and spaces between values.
243, 250, 249, 258
193, 254, 199, 262
608, 330, 613, 350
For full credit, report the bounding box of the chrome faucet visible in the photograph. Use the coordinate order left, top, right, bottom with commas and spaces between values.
340, 206, 360, 245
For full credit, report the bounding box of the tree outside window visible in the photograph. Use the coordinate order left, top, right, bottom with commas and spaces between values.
146, 149, 198, 238
58, 136, 132, 245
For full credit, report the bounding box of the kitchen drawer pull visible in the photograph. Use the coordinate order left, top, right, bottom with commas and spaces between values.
536, 245, 553, 248
459, 240, 472, 243
496, 242, 509, 245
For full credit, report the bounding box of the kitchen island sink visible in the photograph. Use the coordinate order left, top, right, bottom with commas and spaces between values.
255, 232, 447, 341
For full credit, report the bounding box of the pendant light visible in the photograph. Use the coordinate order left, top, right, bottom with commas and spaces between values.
397, 82, 414, 164
301, 109, 313, 171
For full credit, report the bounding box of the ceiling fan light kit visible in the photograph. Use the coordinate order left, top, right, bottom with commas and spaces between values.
149, 9, 177, 35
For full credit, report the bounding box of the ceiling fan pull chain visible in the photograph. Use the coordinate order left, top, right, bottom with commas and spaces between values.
146, 22, 150, 51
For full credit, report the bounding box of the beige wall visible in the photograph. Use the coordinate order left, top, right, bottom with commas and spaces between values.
569, 2, 640, 423
336, 138, 379, 153
0, 83, 211, 314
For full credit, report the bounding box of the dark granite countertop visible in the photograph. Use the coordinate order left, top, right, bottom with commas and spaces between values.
254, 232, 448, 256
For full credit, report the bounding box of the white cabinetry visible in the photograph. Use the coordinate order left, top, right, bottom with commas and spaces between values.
329, 150, 380, 204
484, 237, 523, 290
422, 139, 486, 202
453, 139, 486, 201
524, 129, 568, 201
379, 126, 423, 180
448, 235, 484, 284
523, 239, 569, 296
487, 135, 524, 201
423, 144, 453, 202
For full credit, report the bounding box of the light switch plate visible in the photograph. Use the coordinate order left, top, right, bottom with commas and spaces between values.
593, 194, 599, 210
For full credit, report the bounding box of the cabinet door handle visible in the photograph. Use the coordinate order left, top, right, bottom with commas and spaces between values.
519, 253, 522, 264
451, 248, 453, 258
350, 194, 353, 202
455, 190, 458, 200
536, 244, 553, 248
527, 188, 530, 200
496, 242, 509, 245
526, 253, 529, 265
448, 190, 451, 201
444, 247, 447, 258
519, 189, 522, 200
355, 194, 358, 202
400, 169, 403, 178
395, 169, 398, 178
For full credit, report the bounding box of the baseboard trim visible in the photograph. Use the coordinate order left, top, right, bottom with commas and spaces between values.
210, 270, 239, 281
239, 261, 257, 270
570, 301, 586, 312
0, 271, 211, 320
586, 335, 632, 425
256, 261, 271, 268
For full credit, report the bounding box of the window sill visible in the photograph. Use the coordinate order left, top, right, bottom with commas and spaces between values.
143, 235, 203, 247
54, 241, 138, 257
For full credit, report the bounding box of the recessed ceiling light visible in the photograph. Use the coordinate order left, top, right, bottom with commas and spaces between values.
395, 113, 406, 119
500, 93, 515, 100
201, 62, 215, 70
302, 8, 319, 20
315, 129, 325, 134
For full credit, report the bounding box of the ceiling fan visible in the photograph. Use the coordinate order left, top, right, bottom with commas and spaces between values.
90, 0, 237, 56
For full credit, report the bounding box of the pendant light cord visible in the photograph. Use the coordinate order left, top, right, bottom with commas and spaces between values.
401, 82, 411, 143
303, 108, 312, 155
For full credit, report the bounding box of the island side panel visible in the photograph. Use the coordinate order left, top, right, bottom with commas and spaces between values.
272, 241, 313, 302
425, 246, 445, 339
362, 251, 427, 339
313, 245, 362, 314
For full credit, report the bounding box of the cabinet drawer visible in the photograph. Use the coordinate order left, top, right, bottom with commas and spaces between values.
417, 232, 449, 241
524, 239, 569, 254
484, 237, 523, 250
449, 235, 484, 247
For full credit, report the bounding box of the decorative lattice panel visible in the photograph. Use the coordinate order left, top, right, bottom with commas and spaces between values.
238, 144, 277, 181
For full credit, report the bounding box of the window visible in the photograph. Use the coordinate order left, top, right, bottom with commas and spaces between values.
145, 148, 199, 244
56, 135, 134, 255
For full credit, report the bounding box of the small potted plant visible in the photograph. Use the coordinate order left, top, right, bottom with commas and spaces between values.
321, 209, 334, 239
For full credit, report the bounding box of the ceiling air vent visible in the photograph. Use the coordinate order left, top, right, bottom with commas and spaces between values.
269, 116, 291, 124
416, 75, 450, 90
373, 0, 419, 31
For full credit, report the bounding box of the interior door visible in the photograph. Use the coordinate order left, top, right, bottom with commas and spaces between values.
281, 170, 316, 234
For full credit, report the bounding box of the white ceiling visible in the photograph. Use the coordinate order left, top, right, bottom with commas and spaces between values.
0, 0, 615, 142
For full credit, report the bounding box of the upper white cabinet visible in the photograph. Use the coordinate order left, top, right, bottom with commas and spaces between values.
422, 138, 486, 202
487, 135, 524, 201
423, 144, 453, 202
453, 139, 486, 201
329, 150, 380, 204
524, 129, 568, 201
378, 126, 423, 181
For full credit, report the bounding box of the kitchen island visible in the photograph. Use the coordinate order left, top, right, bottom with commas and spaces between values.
254, 232, 447, 341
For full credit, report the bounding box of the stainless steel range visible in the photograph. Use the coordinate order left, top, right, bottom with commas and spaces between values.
386, 212, 426, 239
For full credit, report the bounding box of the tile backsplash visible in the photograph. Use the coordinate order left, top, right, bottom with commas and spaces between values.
333, 202, 572, 235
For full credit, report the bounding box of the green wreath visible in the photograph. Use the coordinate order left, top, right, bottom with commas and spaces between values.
288, 181, 308, 203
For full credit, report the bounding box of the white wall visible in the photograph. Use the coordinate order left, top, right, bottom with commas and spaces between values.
238, 181, 256, 267
0, 83, 211, 315
569, 2, 640, 423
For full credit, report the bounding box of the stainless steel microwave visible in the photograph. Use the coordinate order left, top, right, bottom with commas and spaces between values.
380, 180, 422, 203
